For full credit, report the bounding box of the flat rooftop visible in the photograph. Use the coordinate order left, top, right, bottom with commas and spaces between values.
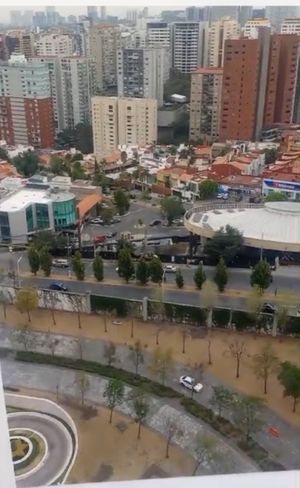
0, 189, 52, 212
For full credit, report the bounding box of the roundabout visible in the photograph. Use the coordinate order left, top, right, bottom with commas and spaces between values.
7, 402, 77, 487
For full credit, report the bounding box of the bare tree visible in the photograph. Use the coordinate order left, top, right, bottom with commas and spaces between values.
224, 339, 247, 379
181, 325, 190, 354
0, 290, 8, 320
164, 416, 182, 458
193, 434, 218, 476
207, 335, 213, 365
75, 371, 90, 406
45, 329, 59, 357
155, 326, 162, 345
130, 318, 134, 338
149, 347, 174, 385
10, 325, 37, 352
128, 340, 144, 375
69, 294, 84, 329
252, 344, 279, 394
201, 281, 217, 328
41, 289, 57, 326
103, 342, 116, 366
76, 335, 85, 360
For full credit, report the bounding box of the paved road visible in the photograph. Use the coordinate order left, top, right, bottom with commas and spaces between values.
8, 411, 72, 487
2, 357, 256, 477
1, 327, 299, 470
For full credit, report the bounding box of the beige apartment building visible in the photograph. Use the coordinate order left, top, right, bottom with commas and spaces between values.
89, 24, 121, 93
189, 67, 223, 142
208, 17, 240, 67
92, 96, 157, 161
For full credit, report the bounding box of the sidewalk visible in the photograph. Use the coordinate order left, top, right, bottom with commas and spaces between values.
1, 356, 256, 477
0, 326, 299, 470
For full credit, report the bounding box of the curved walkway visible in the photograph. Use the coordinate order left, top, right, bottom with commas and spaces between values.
0, 326, 299, 470
8, 411, 73, 487
2, 358, 256, 477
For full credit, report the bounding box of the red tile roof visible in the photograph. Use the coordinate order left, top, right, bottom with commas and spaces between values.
77, 194, 102, 219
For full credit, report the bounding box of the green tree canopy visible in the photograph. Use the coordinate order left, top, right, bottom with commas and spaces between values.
204, 225, 244, 264
149, 256, 164, 284
265, 192, 288, 202
264, 148, 278, 165
50, 156, 65, 175
39, 247, 52, 277
28, 246, 40, 275
72, 251, 85, 280
278, 361, 300, 412
71, 160, 86, 180
232, 395, 264, 443
175, 269, 184, 288
194, 263, 206, 289
114, 189, 130, 215
103, 378, 125, 423
56, 123, 93, 154
93, 255, 104, 281
199, 179, 218, 200
214, 258, 228, 292
15, 287, 38, 323
250, 259, 272, 293
13, 151, 40, 177
0, 147, 10, 161
135, 258, 149, 285
118, 248, 135, 282
160, 196, 184, 225
164, 69, 191, 101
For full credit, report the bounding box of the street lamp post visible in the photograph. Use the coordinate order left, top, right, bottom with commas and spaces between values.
16, 256, 23, 288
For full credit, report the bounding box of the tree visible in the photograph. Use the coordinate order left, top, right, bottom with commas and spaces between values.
201, 280, 217, 328
130, 390, 150, 439
71, 160, 85, 180
199, 179, 218, 200
193, 434, 218, 475
180, 325, 190, 354
69, 294, 84, 329
128, 340, 144, 375
93, 255, 104, 281
224, 339, 247, 379
149, 256, 164, 284
75, 371, 90, 406
175, 269, 184, 288
232, 395, 263, 443
264, 147, 278, 165
13, 150, 39, 177
164, 69, 191, 101
10, 325, 36, 352
103, 342, 116, 366
278, 361, 300, 412
0, 146, 9, 161
39, 247, 52, 277
204, 225, 244, 264
28, 246, 40, 275
114, 189, 130, 215
56, 123, 93, 154
274, 304, 289, 337
101, 208, 114, 224
164, 416, 182, 458
252, 344, 279, 394
117, 248, 135, 282
250, 259, 272, 293
50, 155, 65, 175
210, 386, 234, 417
214, 258, 228, 292
103, 378, 125, 423
246, 285, 262, 328
265, 192, 287, 202
15, 288, 38, 323
149, 347, 174, 385
45, 330, 59, 357
135, 258, 149, 285
0, 290, 9, 320
194, 263, 206, 289
72, 251, 85, 281
160, 196, 184, 225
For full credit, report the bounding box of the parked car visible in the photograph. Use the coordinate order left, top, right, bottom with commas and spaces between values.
105, 232, 117, 239
89, 218, 103, 225
52, 258, 69, 268
112, 216, 121, 223
49, 282, 68, 292
94, 235, 107, 243
164, 264, 177, 273
149, 219, 162, 227
179, 375, 203, 392
261, 303, 276, 314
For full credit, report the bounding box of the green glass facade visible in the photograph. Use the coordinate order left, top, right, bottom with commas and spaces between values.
36, 203, 50, 229
26, 206, 34, 232
0, 211, 10, 241
53, 197, 76, 229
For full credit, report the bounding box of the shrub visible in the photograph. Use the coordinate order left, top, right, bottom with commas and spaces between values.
232, 311, 254, 330
213, 308, 230, 327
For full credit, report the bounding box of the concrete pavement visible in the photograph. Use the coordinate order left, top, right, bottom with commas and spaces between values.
1, 326, 299, 470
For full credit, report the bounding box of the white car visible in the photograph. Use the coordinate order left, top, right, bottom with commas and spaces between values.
52, 259, 69, 268
164, 265, 177, 273
179, 375, 203, 393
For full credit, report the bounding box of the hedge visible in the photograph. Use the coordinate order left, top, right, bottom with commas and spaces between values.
90, 295, 129, 317
16, 350, 285, 472
213, 309, 230, 327
15, 351, 180, 399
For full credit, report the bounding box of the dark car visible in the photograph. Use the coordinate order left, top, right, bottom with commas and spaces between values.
149, 219, 162, 227
49, 282, 68, 292
261, 303, 276, 314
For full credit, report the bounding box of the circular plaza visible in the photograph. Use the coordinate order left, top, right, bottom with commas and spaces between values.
184, 201, 300, 253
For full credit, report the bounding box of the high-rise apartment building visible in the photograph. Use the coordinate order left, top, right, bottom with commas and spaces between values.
172, 22, 208, 73
36, 34, 74, 56
281, 18, 300, 34
126, 10, 138, 25
100, 6, 106, 20
265, 6, 299, 30
10, 11, 22, 27
189, 68, 223, 142
87, 6, 98, 22
238, 6, 253, 26
5, 31, 34, 59
92, 96, 157, 160
89, 24, 121, 93
220, 33, 300, 141
117, 48, 165, 106
208, 17, 240, 67
0, 54, 54, 147
243, 18, 272, 38
185, 7, 202, 22
146, 22, 171, 82
220, 39, 261, 141
209, 6, 239, 23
